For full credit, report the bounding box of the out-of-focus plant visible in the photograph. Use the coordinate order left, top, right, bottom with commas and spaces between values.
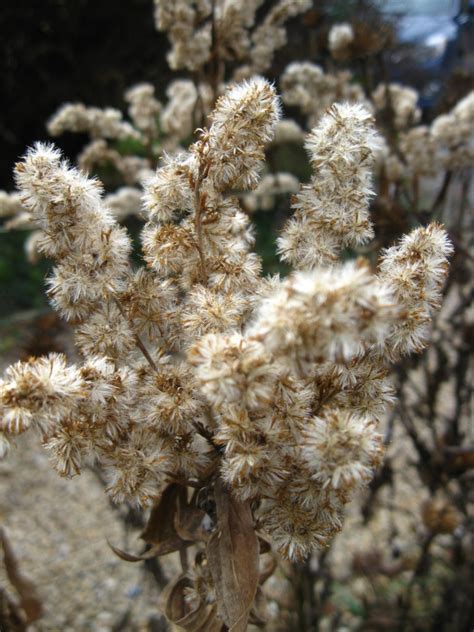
0, 528, 43, 631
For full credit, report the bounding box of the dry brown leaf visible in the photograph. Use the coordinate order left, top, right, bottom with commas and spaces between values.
0, 527, 43, 623
258, 553, 277, 585
108, 538, 191, 562
141, 483, 186, 545
0, 587, 28, 632
206, 479, 259, 632
158, 574, 224, 631
257, 533, 272, 554
174, 498, 208, 542
248, 587, 268, 628
158, 574, 190, 623
195, 607, 225, 632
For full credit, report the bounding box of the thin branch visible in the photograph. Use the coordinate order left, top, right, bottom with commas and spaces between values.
113, 295, 158, 372
193, 163, 208, 284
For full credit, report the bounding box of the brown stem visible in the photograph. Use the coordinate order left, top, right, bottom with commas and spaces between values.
209, 0, 221, 105
113, 295, 158, 372
193, 165, 208, 284
412, 174, 419, 213
430, 170, 453, 215
193, 420, 222, 454
452, 169, 471, 234
179, 546, 189, 572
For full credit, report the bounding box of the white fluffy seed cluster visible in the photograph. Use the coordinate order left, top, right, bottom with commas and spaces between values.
431, 91, 474, 169
393, 90, 474, 178
378, 223, 453, 359
372, 83, 421, 130
14, 144, 132, 322
278, 103, 382, 267
125, 83, 162, 137
281, 62, 371, 128
279, 57, 474, 184
154, 0, 311, 77
198, 78, 282, 190
243, 172, 300, 212
328, 23, 355, 60
0, 79, 451, 563
48, 103, 139, 140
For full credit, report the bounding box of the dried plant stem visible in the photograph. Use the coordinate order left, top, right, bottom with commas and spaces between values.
194, 165, 208, 284
113, 295, 158, 372
431, 170, 453, 214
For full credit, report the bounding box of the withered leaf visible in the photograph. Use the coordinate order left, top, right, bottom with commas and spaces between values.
0, 587, 28, 632
257, 533, 272, 554
0, 527, 43, 623
174, 499, 207, 542
248, 587, 268, 628
158, 574, 224, 631
195, 607, 225, 632
141, 483, 186, 545
207, 479, 259, 632
258, 553, 277, 585
158, 574, 191, 623
108, 536, 192, 562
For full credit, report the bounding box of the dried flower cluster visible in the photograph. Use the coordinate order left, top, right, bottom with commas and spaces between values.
328, 22, 355, 61
154, 0, 311, 78
280, 62, 370, 129
372, 82, 421, 130
0, 74, 453, 629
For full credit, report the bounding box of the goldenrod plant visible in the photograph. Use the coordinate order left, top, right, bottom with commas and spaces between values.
0, 77, 453, 630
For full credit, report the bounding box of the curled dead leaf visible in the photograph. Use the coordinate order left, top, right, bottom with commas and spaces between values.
248, 587, 268, 628
141, 483, 187, 545
108, 538, 191, 562
158, 573, 224, 631
174, 498, 208, 543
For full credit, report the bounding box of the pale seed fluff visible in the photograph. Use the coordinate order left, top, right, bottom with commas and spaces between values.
0, 190, 24, 218
142, 153, 195, 224
243, 172, 300, 213
180, 285, 248, 341
431, 90, 474, 168
15, 143, 131, 321
302, 409, 383, 490
272, 118, 304, 144
188, 333, 277, 411
280, 62, 371, 128
378, 223, 453, 359
124, 82, 161, 137
399, 126, 440, 177
141, 363, 204, 434
259, 482, 344, 561
278, 103, 382, 268
48, 103, 138, 140
328, 23, 354, 60
252, 260, 397, 366
372, 83, 421, 129
104, 187, 143, 222
0, 354, 84, 435
199, 77, 281, 191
